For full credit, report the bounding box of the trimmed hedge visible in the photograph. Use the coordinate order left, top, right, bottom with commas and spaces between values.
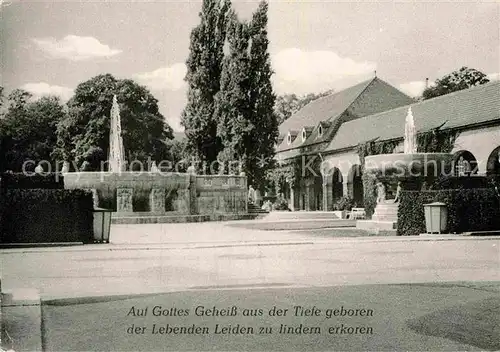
0, 172, 64, 189
398, 188, 500, 236
0, 189, 94, 243
432, 175, 500, 190
362, 172, 377, 218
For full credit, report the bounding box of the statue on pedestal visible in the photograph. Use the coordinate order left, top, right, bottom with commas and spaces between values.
376, 181, 386, 204
61, 161, 70, 173
393, 181, 402, 203
248, 185, 256, 204
150, 161, 159, 173
35, 163, 43, 174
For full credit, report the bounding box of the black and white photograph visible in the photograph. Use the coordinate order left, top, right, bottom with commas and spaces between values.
0, 0, 499, 351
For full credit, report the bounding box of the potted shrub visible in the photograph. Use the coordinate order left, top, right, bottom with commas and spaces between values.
333, 196, 356, 219
272, 196, 291, 211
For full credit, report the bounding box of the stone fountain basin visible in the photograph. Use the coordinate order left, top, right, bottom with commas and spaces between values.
63, 172, 193, 211
63, 171, 192, 190
364, 153, 453, 178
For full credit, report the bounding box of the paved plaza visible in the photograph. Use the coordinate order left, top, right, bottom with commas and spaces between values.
1, 221, 499, 299
1, 221, 500, 351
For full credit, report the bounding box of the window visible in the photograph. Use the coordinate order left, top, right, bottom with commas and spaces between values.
287, 132, 292, 145
302, 129, 307, 142
318, 125, 323, 138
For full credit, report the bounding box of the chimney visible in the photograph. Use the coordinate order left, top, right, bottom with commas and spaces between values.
425, 78, 429, 89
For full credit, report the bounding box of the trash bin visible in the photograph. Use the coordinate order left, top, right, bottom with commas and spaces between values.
423, 202, 448, 234
93, 207, 113, 243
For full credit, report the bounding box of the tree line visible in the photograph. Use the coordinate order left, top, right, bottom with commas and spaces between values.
0, 76, 173, 173
0, 0, 492, 190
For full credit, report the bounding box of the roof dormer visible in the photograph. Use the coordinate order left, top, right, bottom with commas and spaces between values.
286, 130, 299, 145
301, 127, 314, 143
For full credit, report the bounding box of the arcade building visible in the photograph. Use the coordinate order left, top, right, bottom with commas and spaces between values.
274, 77, 500, 211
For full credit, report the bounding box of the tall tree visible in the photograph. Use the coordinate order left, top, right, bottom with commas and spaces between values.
215, 1, 278, 187
214, 13, 252, 174
247, 0, 279, 187
55, 74, 173, 170
181, 0, 231, 170
0, 91, 66, 171
422, 67, 490, 100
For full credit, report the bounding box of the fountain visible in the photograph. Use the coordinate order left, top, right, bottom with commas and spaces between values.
108, 95, 125, 172
63, 95, 249, 223
356, 107, 453, 232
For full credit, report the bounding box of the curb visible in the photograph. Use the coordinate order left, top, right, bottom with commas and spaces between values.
1, 284, 43, 352
1, 236, 499, 254
0, 242, 83, 249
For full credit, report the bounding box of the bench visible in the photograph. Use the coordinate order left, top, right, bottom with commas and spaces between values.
348, 207, 366, 220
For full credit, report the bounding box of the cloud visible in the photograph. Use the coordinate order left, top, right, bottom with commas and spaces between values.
271, 48, 376, 95
166, 115, 183, 132
398, 81, 429, 98
21, 82, 74, 102
487, 72, 500, 81
32, 35, 122, 61
134, 63, 187, 91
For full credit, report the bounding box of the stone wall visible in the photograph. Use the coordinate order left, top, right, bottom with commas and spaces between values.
195, 175, 247, 214
63, 172, 247, 216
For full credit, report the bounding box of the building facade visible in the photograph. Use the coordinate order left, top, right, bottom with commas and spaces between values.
274, 78, 500, 211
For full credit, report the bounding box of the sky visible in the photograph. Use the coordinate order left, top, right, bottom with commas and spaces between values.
1, 0, 499, 131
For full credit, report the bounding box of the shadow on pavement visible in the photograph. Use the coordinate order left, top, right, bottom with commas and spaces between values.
40, 282, 500, 351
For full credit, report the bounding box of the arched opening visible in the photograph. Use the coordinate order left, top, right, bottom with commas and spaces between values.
348, 164, 364, 206
486, 146, 500, 176
453, 150, 478, 176
331, 168, 343, 203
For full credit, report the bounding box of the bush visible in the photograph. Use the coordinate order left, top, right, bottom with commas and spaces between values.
0, 172, 64, 189
0, 189, 94, 243
272, 197, 290, 211
398, 188, 500, 236
431, 175, 494, 190
333, 196, 356, 211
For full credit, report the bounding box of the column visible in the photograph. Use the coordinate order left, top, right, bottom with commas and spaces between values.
116, 187, 133, 213
298, 185, 304, 211
342, 178, 349, 199
149, 188, 165, 213
306, 184, 315, 211
176, 189, 191, 214
323, 181, 333, 211
289, 184, 295, 211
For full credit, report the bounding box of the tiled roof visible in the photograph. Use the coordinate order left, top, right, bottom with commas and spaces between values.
302, 121, 332, 148
324, 81, 500, 152
278, 78, 376, 136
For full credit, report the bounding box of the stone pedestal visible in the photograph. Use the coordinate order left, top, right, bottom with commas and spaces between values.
117, 187, 133, 213
149, 188, 165, 213
372, 202, 398, 222
356, 202, 398, 231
